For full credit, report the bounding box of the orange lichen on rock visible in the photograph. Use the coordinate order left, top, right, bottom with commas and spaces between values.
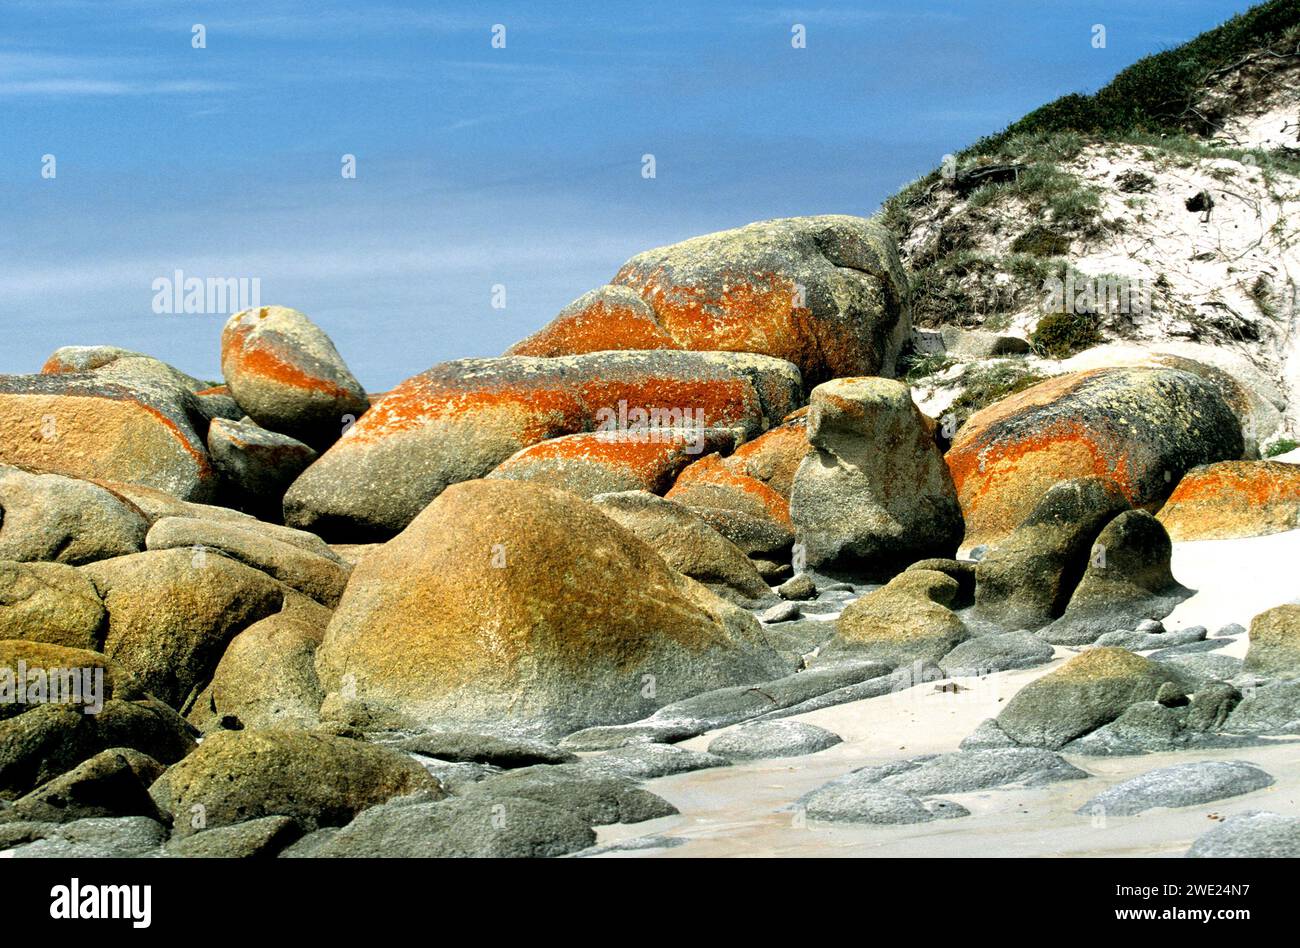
667, 453, 792, 525
946, 367, 1244, 548
719, 416, 809, 498
223, 322, 357, 400
489, 429, 733, 498
505, 286, 680, 357
1157, 460, 1300, 540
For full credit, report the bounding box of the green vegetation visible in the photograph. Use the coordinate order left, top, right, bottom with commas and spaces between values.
945, 361, 1048, 432
1265, 437, 1299, 457
1011, 225, 1071, 257
1030, 309, 1104, 358
898, 350, 954, 383
908, 252, 1067, 330
968, 1, 1300, 153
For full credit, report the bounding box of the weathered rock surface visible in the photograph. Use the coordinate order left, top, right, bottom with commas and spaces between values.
1077, 761, 1274, 817
790, 378, 963, 579
819, 569, 968, 667
394, 731, 576, 769
706, 720, 841, 761
939, 629, 1056, 675
489, 428, 733, 499
306, 794, 595, 858
0, 748, 163, 824
0, 561, 107, 650
665, 452, 796, 558
0, 371, 218, 501
0, 465, 147, 565
797, 783, 967, 825
974, 477, 1131, 631
997, 648, 1185, 749
947, 367, 1244, 547
144, 516, 349, 607
220, 306, 369, 448
1242, 604, 1300, 678
149, 729, 440, 837
167, 814, 302, 858
1186, 811, 1300, 858
284, 350, 800, 539
1158, 460, 1300, 541
610, 215, 910, 386
315, 479, 785, 739
195, 601, 331, 732
206, 416, 318, 517
1224, 679, 1300, 734
590, 490, 770, 602
1040, 510, 1192, 645
505, 285, 679, 357
4, 815, 166, 858
82, 548, 285, 708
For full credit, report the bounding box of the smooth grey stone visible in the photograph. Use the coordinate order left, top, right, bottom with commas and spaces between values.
394, 731, 577, 768
1185, 811, 1300, 857
307, 795, 595, 858
707, 720, 842, 761
777, 573, 817, 601
165, 815, 301, 858
959, 718, 1022, 750
798, 782, 968, 825
1077, 760, 1274, 816
878, 748, 1088, 795
577, 743, 729, 779
460, 764, 678, 826
7, 816, 165, 858
1094, 626, 1206, 651
760, 601, 802, 623
940, 630, 1055, 675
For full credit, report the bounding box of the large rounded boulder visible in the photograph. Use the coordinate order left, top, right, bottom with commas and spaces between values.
0, 464, 147, 565
790, 378, 963, 580
947, 367, 1244, 547
220, 306, 370, 448
0, 371, 216, 501
315, 479, 786, 740
609, 215, 909, 386
1157, 460, 1300, 541
505, 285, 680, 357
996, 648, 1185, 749
284, 350, 800, 540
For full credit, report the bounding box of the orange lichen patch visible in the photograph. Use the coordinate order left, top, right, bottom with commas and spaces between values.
667, 453, 792, 525
721, 418, 808, 497
0, 387, 210, 493
947, 420, 1135, 544
222, 324, 356, 399
194, 384, 231, 398
40, 355, 76, 374
343, 377, 590, 448
492, 430, 726, 495
1157, 461, 1300, 541
956, 370, 1096, 438
616, 266, 811, 362
576, 376, 757, 432
505, 293, 680, 357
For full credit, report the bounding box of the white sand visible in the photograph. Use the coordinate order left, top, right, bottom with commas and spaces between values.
588, 529, 1300, 857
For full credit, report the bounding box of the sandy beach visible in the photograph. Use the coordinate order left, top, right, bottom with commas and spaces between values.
587, 528, 1300, 857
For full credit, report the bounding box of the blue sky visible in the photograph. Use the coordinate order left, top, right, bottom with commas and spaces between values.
1, 0, 1261, 389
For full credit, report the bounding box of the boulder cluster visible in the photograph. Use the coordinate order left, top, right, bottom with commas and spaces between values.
1, 214, 1297, 858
